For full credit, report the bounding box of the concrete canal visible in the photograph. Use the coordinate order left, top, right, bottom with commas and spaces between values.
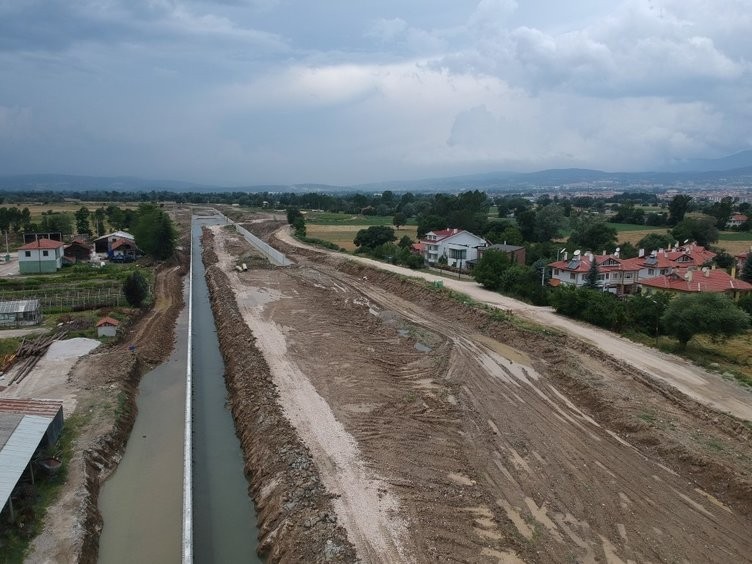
98, 215, 259, 563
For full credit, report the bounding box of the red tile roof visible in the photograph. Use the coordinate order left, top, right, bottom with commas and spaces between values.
18, 238, 64, 250
641, 269, 752, 294
110, 238, 137, 251
0, 398, 63, 418
548, 254, 640, 273
96, 316, 120, 327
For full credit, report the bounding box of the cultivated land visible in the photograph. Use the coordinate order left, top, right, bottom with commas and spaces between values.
206, 213, 752, 563
305, 224, 418, 251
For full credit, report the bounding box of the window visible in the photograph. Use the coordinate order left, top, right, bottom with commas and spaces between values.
554, 269, 559, 275
625, 273, 632, 279
569, 273, 576, 280
42, 250, 49, 257
648, 269, 654, 275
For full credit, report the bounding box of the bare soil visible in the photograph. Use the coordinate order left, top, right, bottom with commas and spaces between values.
205, 219, 752, 563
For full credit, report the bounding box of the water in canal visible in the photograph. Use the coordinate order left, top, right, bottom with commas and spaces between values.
99, 216, 259, 563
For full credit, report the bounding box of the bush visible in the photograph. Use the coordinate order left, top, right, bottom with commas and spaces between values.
123, 271, 149, 307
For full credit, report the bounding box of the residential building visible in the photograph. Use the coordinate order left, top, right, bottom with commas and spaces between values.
64, 240, 94, 264
547, 251, 640, 295
109, 238, 139, 261
420, 229, 488, 269
641, 268, 752, 301
93, 231, 136, 254
727, 213, 748, 229
479, 243, 526, 265
620, 244, 716, 280
18, 239, 64, 274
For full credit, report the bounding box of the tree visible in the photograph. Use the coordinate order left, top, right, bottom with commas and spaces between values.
568, 217, 617, 252
584, 257, 599, 289
708, 196, 735, 230
671, 216, 719, 247
398, 235, 413, 249
668, 195, 692, 226
131, 204, 177, 260
534, 204, 568, 242
286, 207, 303, 225
660, 293, 749, 348
75, 206, 92, 235
292, 216, 306, 237
741, 255, 752, 283
637, 233, 674, 253
93, 207, 107, 236
123, 271, 149, 307
473, 250, 511, 290
393, 212, 407, 229
353, 226, 396, 250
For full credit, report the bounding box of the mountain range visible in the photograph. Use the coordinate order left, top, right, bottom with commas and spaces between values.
2, 151, 751, 194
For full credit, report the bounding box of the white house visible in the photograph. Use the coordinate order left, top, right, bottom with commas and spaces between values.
18, 239, 65, 274
420, 229, 488, 269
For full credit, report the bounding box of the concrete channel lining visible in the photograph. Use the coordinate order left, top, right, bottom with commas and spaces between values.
182, 225, 194, 564
212, 210, 292, 267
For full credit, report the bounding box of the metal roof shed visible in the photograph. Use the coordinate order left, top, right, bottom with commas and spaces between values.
0, 299, 42, 328
0, 399, 64, 521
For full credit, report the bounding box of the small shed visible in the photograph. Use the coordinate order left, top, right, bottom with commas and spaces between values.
64, 240, 94, 264
96, 316, 119, 338
0, 300, 42, 328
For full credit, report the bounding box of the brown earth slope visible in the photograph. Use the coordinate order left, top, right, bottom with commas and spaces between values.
205, 222, 752, 563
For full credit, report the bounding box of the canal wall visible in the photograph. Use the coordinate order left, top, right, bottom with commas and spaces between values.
200, 228, 356, 563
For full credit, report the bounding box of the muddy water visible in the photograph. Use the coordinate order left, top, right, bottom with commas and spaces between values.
98, 293, 188, 563
192, 217, 260, 563
99, 216, 259, 563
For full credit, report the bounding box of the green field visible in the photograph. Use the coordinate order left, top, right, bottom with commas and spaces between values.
609, 222, 665, 232
306, 224, 418, 251
304, 211, 415, 226
719, 232, 752, 241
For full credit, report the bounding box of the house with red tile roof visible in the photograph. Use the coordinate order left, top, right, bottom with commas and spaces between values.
18, 238, 65, 274
620, 244, 716, 280
547, 251, 640, 295
96, 316, 120, 337
420, 228, 488, 269
640, 268, 752, 301
727, 213, 749, 229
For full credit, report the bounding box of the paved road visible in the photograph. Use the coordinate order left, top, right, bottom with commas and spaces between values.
277, 227, 752, 421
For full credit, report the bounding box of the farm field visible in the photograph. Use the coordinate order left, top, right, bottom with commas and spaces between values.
304, 211, 415, 226
20, 201, 139, 223
306, 223, 418, 251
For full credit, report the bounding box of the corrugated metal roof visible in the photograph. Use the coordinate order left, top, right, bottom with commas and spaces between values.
0, 398, 62, 418
0, 300, 41, 315
0, 414, 54, 513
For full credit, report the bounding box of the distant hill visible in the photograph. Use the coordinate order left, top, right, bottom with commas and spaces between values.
668, 150, 752, 173
2, 153, 752, 194
0, 174, 212, 192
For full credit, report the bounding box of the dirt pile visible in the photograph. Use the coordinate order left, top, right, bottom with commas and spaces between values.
201, 228, 356, 563
228, 226, 752, 562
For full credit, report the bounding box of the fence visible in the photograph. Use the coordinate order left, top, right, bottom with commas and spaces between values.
0, 284, 127, 312
213, 210, 292, 266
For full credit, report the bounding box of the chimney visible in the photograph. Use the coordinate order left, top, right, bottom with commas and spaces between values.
638, 248, 645, 258
704, 268, 710, 277
563, 252, 568, 261
602, 250, 606, 255
686, 270, 693, 283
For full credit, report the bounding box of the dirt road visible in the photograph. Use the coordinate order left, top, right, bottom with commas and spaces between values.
276, 227, 752, 422
210, 224, 752, 563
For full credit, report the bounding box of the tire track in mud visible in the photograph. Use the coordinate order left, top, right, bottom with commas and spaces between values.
201, 228, 357, 563
217, 222, 752, 562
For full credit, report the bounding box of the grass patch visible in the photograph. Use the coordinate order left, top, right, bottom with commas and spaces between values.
304, 211, 416, 226
718, 232, 752, 241
305, 225, 418, 251
609, 222, 663, 232
636, 411, 657, 424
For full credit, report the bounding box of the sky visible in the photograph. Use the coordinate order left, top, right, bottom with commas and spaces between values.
1, 0, 750, 186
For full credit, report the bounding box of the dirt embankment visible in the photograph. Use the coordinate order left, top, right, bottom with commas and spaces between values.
201, 228, 357, 563
333, 261, 752, 518
27, 251, 188, 564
